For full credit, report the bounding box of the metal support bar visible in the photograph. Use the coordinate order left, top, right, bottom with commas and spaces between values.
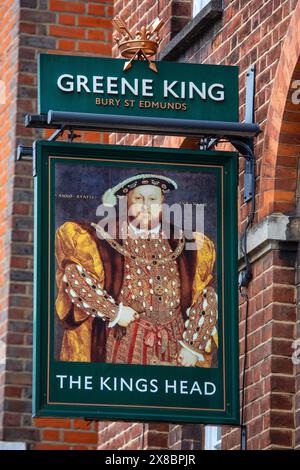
226, 136, 255, 290
21, 110, 259, 203
16, 145, 33, 161
48, 126, 65, 142
24, 113, 49, 128
245, 65, 256, 125
16, 127, 65, 161
228, 137, 255, 204
240, 425, 247, 450
24, 111, 261, 138
67, 129, 81, 142
32, 140, 37, 177
48, 110, 261, 137
206, 135, 256, 206
244, 158, 254, 202
243, 65, 256, 202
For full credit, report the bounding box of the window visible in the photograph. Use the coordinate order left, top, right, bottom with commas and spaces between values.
160, 0, 223, 61
193, 0, 211, 18
205, 426, 221, 450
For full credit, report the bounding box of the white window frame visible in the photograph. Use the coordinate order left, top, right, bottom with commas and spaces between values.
193, 0, 211, 18
205, 426, 221, 450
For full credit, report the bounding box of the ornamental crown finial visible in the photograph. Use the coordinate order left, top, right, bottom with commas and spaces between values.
113, 16, 164, 73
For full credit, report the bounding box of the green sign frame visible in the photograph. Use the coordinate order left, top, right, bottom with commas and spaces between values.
38, 54, 239, 123
33, 141, 239, 424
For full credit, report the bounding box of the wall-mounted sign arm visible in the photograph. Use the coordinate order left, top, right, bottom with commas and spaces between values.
205, 134, 255, 289
46, 110, 261, 137
24, 113, 51, 128
16, 145, 33, 161
48, 126, 66, 142
206, 135, 255, 204
245, 65, 256, 126
228, 137, 255, 290
42, 110, 260, 138
16, 125, 66, 165
228, 137, 255, 204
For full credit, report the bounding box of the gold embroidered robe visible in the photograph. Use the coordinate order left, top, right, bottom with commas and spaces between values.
55, 221, 218, 366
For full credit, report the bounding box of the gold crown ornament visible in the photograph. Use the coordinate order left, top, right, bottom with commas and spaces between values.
113, 16, 164, 73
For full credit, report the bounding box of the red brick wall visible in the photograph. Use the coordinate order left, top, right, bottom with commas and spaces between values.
297, 169, 300, 449
0, 0, 20, 442
1, 0, 299, 451
222, 249, 297, 450
98, 0, 300, 450
110, 0, 192, 148
33, 418, 97, 450
1, 0, 113, 449
218, 0, 300, 449
112, 0, 192, 52
98, 422, 202, 450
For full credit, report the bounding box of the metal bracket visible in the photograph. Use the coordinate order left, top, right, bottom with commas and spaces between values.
16, 145, 33, 161
206, 133, 256, 291
243, 65, 256, 202
32, 140, 37, 177
199, 137, 218, 151
207, 134, 256, 205
240, 425, 247, 450
67, 129, 81, 142
245, 66, 255, 125
205, 67, 256, 203
48, 126, 81, 143
48, 126, 65, 142
16, 126, 66, 161
24, 111, 261, 138
229, 136, 255, 204
244, 157, 254, 203
19, 103, 259, 197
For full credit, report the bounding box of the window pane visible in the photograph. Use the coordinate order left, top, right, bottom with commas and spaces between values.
205, 426, 221, 450
193, 0, 211, 17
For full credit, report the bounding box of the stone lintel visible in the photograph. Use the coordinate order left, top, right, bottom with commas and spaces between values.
238, 213, 299, 267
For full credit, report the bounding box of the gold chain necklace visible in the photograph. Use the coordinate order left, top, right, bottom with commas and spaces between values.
92, 223, 185, 265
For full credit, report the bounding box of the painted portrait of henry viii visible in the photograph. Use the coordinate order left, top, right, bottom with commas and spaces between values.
55, 172, 218, 367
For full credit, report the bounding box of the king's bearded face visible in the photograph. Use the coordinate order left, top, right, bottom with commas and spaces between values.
127, 185, 164, 230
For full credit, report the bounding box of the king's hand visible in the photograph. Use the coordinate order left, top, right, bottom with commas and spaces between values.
177, 347, 198, 367
117, 305, 140, 327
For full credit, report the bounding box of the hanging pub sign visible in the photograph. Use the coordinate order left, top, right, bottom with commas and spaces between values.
38, 54, 239, 123
33, 141, 239, 424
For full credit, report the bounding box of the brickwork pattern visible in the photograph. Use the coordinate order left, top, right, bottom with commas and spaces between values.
1, 0, 113, 449
98, 0, 300, 451
223, 249, 297, 449
296, 156, 300, 450
0, 0, 20, 442
168, 424, 202, 450
1, 0, 299, 451
98, 422, 202, 450
260, 4, 300, 219
110, 0, 192, 147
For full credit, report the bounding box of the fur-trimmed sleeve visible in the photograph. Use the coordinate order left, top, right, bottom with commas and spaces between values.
55, 221, 105, 322
179, 233, 218, 367
191, 232, 216, 304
